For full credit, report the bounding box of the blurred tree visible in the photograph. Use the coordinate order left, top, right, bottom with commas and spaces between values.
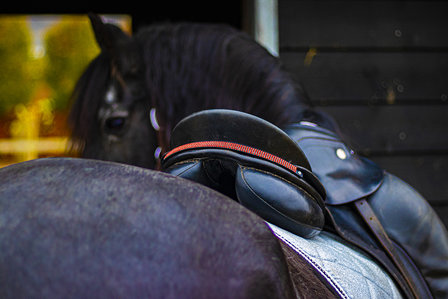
44, 16, 100, 111
0, 16, 34, 115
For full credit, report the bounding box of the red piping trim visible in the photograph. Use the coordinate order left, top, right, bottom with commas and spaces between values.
163, 141, 298, 173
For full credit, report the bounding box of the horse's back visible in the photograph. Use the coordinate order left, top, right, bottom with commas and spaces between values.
0, 158, 294, 299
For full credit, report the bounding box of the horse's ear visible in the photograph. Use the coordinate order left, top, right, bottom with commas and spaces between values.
88, 13, 130, 54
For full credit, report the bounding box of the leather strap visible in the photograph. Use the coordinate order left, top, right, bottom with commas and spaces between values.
354, 198, 420, 299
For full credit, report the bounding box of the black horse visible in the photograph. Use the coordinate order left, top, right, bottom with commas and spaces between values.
69, 14, 311, 169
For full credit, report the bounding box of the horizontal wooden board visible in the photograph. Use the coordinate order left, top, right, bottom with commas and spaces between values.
279, 0, 448, 230
318, 105, 448, 153
369, 155, 448, 205
280, 52, 448, 103
279, 0, 448, 49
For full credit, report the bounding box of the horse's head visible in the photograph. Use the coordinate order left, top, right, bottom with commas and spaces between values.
69, 14, 159, 168
70, 15, 312, 170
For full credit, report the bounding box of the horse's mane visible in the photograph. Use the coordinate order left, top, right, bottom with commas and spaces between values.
69, 23, 310, 151
136, 23, 309, 143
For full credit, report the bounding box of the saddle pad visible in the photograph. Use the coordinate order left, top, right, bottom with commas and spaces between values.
268, 223, 402, 299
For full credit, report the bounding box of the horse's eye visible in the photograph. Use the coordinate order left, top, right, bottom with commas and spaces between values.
105, 117, 126, 130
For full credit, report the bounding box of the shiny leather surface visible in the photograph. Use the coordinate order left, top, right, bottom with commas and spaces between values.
170, 109, 311, 170
370, 173, 448, 299
162, 110, 326, 238
284, 124, 384, 205
236, 166, 324, 238
163, 151, 325, 238
285, 122, 448, 299
163, 148, 325, 200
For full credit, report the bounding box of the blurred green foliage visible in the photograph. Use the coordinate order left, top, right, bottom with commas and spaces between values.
0, 15, 100, 115
44, 16, 100, 111
0, 16, 34, 115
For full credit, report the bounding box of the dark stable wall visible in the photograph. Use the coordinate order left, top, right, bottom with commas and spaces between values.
278, 0, 448, 226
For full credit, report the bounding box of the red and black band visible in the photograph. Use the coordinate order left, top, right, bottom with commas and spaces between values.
163, 141, 298, 173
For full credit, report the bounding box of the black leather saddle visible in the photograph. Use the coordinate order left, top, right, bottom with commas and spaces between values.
161, 109, 326, 238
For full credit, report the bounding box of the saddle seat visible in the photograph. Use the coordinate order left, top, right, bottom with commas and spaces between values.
162, 109, 326, 238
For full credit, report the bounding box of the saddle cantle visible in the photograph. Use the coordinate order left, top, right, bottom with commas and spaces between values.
162, 109, 326, 238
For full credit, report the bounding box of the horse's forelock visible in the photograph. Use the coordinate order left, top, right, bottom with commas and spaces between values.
68, 53, 110, 152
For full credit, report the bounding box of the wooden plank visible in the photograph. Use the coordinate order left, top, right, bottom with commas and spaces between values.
280, 52, 448, 103
319, 105, 448, 153
279, 0, 448, 49
370, 155, 448, 205
432, 205, 448, 231
278, 0, 448, 229
0, 138, 68, 155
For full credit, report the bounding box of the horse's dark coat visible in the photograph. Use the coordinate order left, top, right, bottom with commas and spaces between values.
0, 158, 297, 299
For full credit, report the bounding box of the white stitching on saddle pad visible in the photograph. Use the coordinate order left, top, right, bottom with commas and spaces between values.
267, 223, 402, 299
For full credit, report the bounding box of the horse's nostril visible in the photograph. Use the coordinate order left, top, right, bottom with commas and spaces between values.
105, 117, 126, 130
